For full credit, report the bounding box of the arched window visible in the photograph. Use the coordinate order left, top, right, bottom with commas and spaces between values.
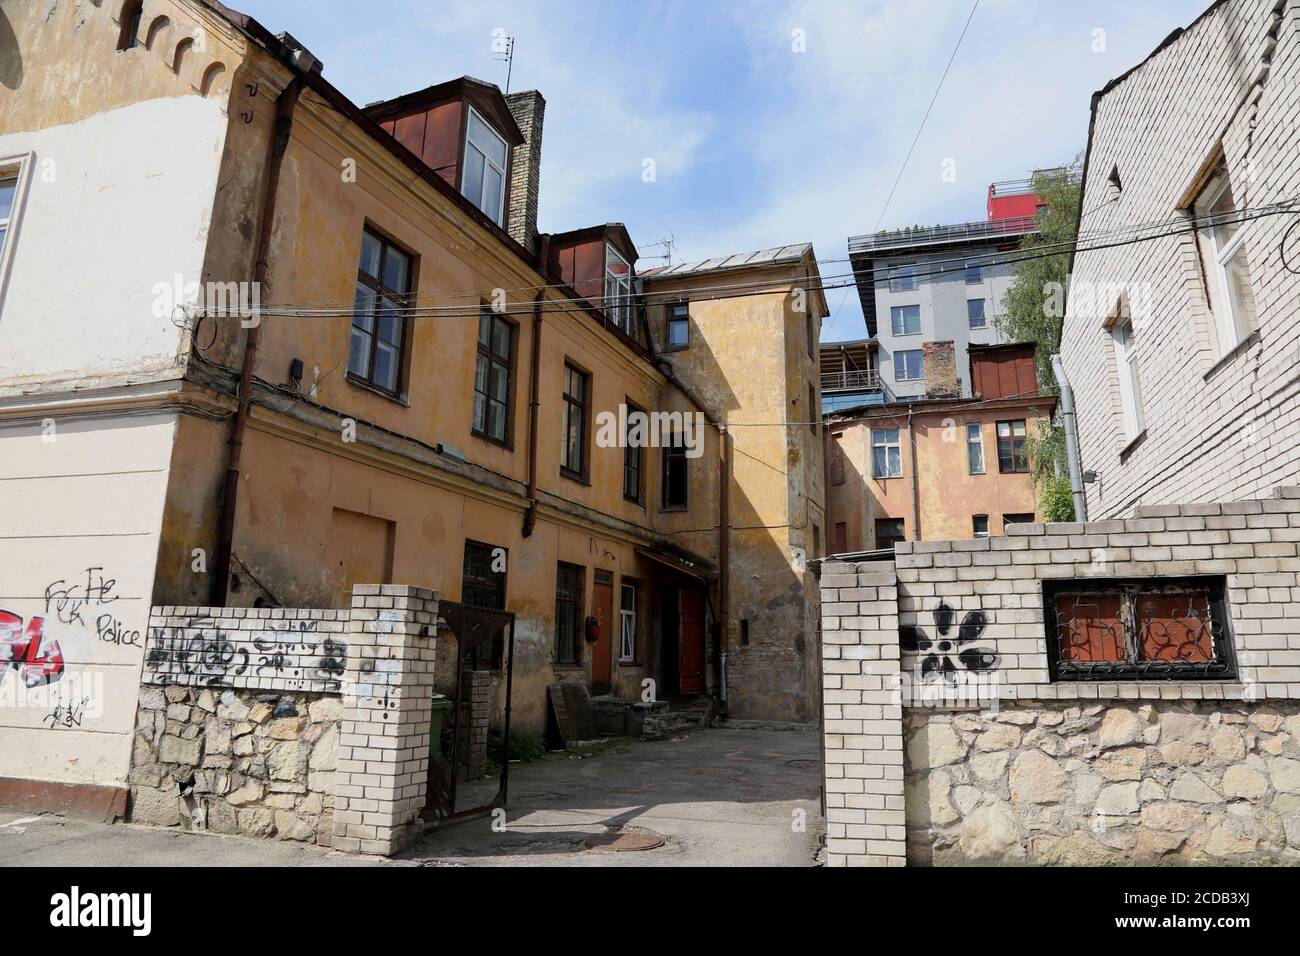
117, 1, 144, 52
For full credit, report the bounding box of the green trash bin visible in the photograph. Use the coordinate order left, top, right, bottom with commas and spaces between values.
428, 693, 452, 767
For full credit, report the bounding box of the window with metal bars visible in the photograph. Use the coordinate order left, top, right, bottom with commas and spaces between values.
554, 563, 583, 666
461, 541, 506, 669
1045, 578, 1235, 681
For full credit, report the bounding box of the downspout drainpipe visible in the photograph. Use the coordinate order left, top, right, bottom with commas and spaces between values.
522, 236, 550, 538
907, 405, 922, 542
1051, 353, 1089, 522
213, 77, 305, 605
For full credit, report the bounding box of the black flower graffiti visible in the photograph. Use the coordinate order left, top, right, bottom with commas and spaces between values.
900, 601, 997, 683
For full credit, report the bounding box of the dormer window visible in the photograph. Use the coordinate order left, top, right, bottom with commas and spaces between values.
462, 106, 508, 227
605, 243, 634, 334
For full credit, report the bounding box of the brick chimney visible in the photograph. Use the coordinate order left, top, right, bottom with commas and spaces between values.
923, 340, 958, 398
505, 90, 545, 255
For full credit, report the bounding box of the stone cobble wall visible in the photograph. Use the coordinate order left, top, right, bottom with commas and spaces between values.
129, 685, 339, 845
905, 701, 1300, 865
821, 487, 1300, 866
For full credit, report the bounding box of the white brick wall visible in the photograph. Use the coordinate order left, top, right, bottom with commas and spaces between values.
820, 486, 1300, 865
1061, 0, 1300, 518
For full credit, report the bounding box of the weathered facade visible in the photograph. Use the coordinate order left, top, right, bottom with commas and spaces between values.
1061, 0, 1300, 519
0, 0, 827, 817
643, 247, 829, 722
825, 342, 1053, 552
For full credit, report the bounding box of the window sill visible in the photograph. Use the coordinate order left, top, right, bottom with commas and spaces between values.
1119, 428, 1147, 463
552, 664, 585, 673
624, 495, 645, 507
1203, 329, 1262, 381
346, 373, 409, 406
560, 468, 590, 487
659, 504, 689, 513
471, 429, 514, 452
663, 343, 689, 353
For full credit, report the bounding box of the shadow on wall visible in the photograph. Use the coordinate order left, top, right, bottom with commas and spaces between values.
0, 9, 21, 91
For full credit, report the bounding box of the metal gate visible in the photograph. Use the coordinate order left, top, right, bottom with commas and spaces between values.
421, 600, 516, 824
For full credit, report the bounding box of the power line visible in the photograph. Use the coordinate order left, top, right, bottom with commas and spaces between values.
872, 0, 980, 232
188, 200, 1297, 322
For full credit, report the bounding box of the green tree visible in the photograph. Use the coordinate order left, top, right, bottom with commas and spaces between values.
994, 162, 1083, 512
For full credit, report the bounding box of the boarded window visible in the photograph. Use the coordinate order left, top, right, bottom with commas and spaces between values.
830, 433, 847, 485
1047, 579, 1232, 680
832, 521, 848, 555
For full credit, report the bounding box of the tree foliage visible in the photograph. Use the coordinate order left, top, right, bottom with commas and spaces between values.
993, 163, 1083, 514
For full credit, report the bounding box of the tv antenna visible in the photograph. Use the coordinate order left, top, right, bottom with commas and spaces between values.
640, 232, 677, 266
494, 33, 516, 93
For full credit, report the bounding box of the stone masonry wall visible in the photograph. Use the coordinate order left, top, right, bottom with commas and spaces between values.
905, 701, 1300, 865
821, 487, 1300, 866
129, 685, 339, 845
128, 585, 439, 856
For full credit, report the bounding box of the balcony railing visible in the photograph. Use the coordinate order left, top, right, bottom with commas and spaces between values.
848, 215, 1039, 255
821, 368, 882, 392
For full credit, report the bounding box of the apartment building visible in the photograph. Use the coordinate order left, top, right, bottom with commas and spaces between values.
1060, 0, 1300, 519
825, 342, 1053, 552
0, 0, 826, 810
846, 180, 1045, 401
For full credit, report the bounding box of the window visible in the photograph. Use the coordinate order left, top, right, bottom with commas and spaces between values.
889, 264, 917, 292
461, 105, 508, 226
967, 298, 987, 329
554, 563, 584, 666
807, 309, 817, 357
1107, 165, 1123, 201
1003, 513, 1035, 530
808, 383, 818, 434
812, 524, 821, 559
875, 518, 905, 550
605, 243, 635, 335
666, 302, 689, 349
462, 541, 506, 668
473, 308, 514, 444
966, 423, 985, 474
0, 171, 20, 261
996, 419, 1028, 473
661, 433, 688, 509
561, 363, 590, 479
972, 515, 989, 538
1193, 161, 1258, 353
1046, 578, 1234, 681
117, 1, 143, 50
965, 260, 983, 285
890, 304, 921, 336
619, 581, 638, 662
832, 521, 848, 555
1112, 317, 1145, 441
349, 228, 411, 395
894, 349, 923, 382
871, 427, 902, 479
623, 399, 644, 504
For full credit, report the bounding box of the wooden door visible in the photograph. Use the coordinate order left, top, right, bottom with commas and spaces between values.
592, 571, 614, 694
679, 589, 706, 695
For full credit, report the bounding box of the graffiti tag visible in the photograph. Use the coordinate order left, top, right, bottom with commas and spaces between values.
43, 567, 118, 626
0, 611, 66, 688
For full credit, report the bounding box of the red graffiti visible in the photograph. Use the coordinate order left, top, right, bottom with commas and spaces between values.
0, 610, 66, 688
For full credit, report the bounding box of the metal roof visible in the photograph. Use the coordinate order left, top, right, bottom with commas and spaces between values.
640, 243, 812, 278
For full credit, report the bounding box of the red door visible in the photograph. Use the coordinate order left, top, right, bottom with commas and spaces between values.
679, 589, 706, 695
592, 572, 614, 695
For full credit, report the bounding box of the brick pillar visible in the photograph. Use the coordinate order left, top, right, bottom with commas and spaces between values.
821, 561, 906, 867
332, 584, 439, 855
462, 669, 491, 781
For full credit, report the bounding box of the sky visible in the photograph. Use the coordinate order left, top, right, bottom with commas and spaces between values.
232, 0, 1211, 342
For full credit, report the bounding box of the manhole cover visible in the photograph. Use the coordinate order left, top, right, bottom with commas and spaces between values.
585, 827, 665, 852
